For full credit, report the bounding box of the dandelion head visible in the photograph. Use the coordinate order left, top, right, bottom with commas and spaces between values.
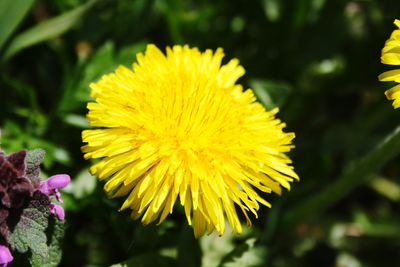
82, 44, 298, 237
379, 19, 400, 108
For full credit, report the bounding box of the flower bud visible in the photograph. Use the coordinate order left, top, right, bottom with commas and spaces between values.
0, 244, 13, 267
49, 203, 65, 220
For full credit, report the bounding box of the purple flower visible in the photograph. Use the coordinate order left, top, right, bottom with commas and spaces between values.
49, 203, 65, 220
0, 244, 13, 267
39, 174, 70, 220
39, 174, 70, 202
0, 149, 71, 264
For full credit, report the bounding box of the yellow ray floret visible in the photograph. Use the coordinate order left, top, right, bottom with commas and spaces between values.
379, 19, 400, 108
82, 44, 299, 237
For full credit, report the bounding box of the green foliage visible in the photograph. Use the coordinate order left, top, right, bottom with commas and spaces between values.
2, 0, 97, 61
25, 149, 45, 180
2, 149, 66, 266
1, 0, 400, 266
0, 0, 34, 50
219, 238, 266, 267
250, 79, 292, 109
111, 253, 176, 267
177, 226, 202, 266
30, 220, 66, 267
8, 193, 64, 267
8, 193, 50, 257
283, 126, 400, 228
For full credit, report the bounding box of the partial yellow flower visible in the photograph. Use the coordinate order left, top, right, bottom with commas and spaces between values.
379, 19, 400, 108
82, 44, 298, 237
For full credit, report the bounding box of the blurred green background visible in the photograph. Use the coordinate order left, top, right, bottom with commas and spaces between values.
1, 0, 400, 266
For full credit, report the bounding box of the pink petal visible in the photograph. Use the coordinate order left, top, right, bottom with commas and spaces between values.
49, 203, 65, 220
0, 244, 13, 266
47, 174, 71, 190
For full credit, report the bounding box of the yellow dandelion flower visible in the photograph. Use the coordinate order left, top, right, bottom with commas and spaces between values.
379, 19, 400, 108
82, 44, 298, 237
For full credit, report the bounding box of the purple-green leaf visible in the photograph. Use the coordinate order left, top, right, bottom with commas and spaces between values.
24, 149, 45, 184
7, 192, 50, 257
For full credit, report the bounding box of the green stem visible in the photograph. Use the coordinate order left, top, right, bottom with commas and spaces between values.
282, 125, 400, 228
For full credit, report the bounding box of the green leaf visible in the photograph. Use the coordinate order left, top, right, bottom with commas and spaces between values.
249, 79, 292, 109
53, 147, 71, 165
0, 120, 25, 153
47, 219, 65, 265
283, 125, 400, 228
63, 114, 89, 128
64, 169, 96, 199
25, 149, 45, 181
8, 191, 66, 267
58, 41, 147, 114
116, 41, 148, 67
2, 0, 97, 61
200, 231, 234, 267
8, 193, 51, 258
58, 41, 115, 113
30, 219, 65, 267
73, 42, 115, 103
369, 176, 400, 202
218, 238, 266, 267
0, 0, 34, 50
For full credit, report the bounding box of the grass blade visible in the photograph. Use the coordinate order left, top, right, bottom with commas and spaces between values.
2, 0, 97, 61
0, 0, 34, 50
283, 125, 400, 228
